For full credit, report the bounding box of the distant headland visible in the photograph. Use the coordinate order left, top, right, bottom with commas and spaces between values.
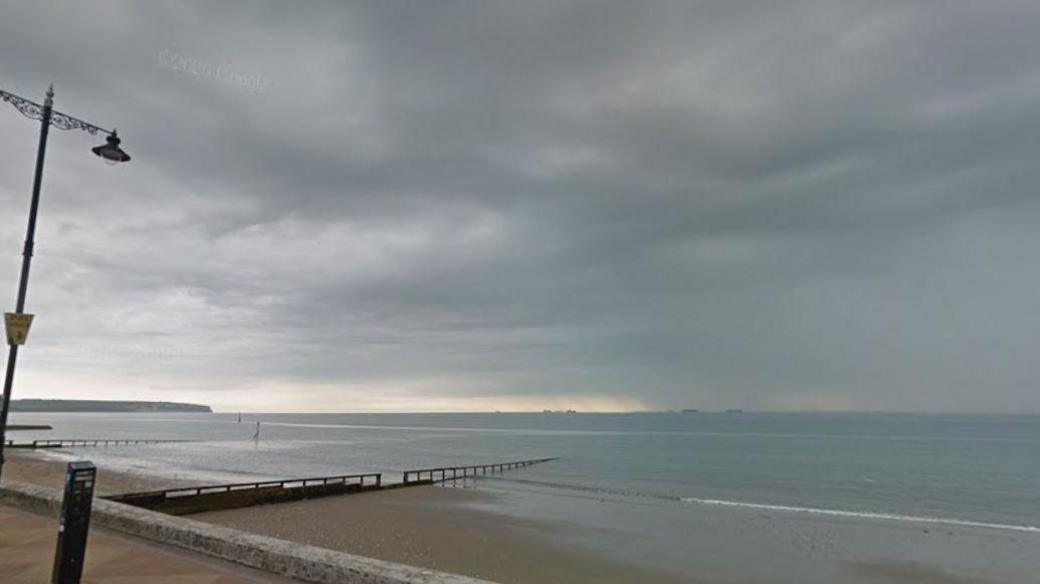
10, 399, 212, 413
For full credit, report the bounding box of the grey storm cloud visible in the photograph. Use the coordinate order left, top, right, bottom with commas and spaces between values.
1, 1, 1038, 412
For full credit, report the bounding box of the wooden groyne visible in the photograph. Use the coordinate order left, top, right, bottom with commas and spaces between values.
402, 457, 557, 484
106, 472, 383, 515
105, 457, 557, 516
4, 438, 188, 449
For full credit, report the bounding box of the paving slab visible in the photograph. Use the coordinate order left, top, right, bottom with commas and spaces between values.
0, 504, 298, 583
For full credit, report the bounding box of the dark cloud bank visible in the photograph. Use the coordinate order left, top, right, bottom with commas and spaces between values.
1, 1, 1038, 412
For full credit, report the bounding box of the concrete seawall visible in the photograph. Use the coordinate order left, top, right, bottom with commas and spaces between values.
1, 480, 495, 584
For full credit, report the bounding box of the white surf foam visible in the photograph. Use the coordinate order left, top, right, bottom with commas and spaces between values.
680, 497, 1040, 533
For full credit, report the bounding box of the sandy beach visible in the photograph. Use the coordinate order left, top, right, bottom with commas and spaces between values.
196, 484, 690, 584
5, 450, 688, 583
3, 449, 190, 495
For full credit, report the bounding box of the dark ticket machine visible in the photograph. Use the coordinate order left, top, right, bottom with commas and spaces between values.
52, 461, 96, 584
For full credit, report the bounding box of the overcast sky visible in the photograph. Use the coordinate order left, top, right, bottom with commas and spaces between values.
1, 1, 1038, 413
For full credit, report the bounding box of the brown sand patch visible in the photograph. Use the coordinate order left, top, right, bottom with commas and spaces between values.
3, 449, 188, 495
195, 485, 692, 584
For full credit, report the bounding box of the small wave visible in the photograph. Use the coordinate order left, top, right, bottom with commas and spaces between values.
482, 476, 675, 501
483, 476, 1040, 534
680, 497, 1040, 533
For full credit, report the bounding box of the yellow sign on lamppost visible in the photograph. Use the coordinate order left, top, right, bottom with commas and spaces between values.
4, 312, 34, 346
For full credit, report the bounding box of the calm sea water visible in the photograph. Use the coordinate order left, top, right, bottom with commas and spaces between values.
8, 411, 1040, 578
10, 411, 1039, 528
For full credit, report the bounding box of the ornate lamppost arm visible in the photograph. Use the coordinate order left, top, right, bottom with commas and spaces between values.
1, 87, 113, 136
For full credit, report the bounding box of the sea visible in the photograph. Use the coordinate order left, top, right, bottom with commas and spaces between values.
8, 411, 1040, 580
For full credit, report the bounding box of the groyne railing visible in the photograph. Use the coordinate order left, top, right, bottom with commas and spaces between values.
106, 472, 383, 515
160, 473, 383, 498
4, 438, 188, 449
402, 457, 556, 484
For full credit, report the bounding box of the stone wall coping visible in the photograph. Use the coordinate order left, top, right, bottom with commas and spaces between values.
0, 480, 495, 584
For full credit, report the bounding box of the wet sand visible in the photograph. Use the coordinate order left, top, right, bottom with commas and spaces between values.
5, 451, 687, 584
2, 449, 189, 495
194, 479, 1040, 584
197, 484, 690, 584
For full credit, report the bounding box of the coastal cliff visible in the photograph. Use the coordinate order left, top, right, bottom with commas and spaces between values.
10, 399, 212, 413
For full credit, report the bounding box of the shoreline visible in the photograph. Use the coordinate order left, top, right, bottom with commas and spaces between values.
6, 447, 1039, 584
2, 449, 194, 495
3, 450, 687, 584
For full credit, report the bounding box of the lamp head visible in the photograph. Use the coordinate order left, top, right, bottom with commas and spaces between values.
92, 131, 131, 164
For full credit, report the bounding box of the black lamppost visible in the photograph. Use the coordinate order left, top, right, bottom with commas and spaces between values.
0, 85, 130, 481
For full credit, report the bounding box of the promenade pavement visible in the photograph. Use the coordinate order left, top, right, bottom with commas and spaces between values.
0, 504, 297, 583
